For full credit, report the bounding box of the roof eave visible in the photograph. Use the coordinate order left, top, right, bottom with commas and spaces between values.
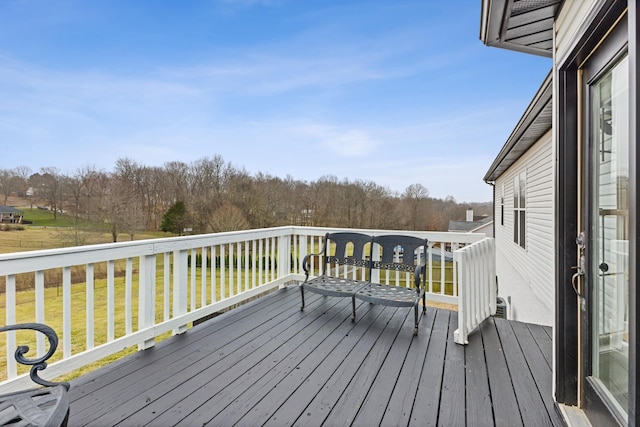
484, 70, 553, 182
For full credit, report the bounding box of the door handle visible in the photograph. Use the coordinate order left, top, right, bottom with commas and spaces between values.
572, 232, 586, 310
571, 270, 583, 297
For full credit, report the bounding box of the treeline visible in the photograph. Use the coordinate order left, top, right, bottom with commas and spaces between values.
0, 156, 490, 241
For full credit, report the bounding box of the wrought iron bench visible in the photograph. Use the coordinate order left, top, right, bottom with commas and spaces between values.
0, 323, 70, 427
300, 233, 428, 335
352, 234, 428, 335
299, 232, 372, 311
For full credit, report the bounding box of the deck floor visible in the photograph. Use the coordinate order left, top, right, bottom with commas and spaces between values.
67, 287, 564, 426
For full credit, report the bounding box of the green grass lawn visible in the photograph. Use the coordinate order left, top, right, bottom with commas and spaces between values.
21, 207, 93, 227
0, 208, 171, 254
0, 261, 257, 382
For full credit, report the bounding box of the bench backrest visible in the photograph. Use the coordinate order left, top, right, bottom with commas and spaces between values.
313, 233, 428, 288
369, 235, 428, 288
321, 232, 372, 276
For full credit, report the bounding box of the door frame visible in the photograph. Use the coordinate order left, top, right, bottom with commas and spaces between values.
580, 22, 628, 426
555, 1, 638, 425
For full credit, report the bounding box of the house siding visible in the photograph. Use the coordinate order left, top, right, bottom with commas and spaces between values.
555, 0, 600, 64
494, 129, 554, 325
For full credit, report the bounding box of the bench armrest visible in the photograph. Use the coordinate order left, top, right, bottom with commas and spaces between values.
414, 262, 427, 290
302, 233, 332, 279
0, 323, 70, 391
302, 251, 323, 278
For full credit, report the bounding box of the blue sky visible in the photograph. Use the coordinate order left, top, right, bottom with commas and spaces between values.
0, 0, 550, 202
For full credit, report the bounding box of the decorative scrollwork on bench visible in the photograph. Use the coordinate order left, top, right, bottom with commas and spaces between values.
0, 323, 70, 391
371, 261, 416, 272
327, 256, 369, 268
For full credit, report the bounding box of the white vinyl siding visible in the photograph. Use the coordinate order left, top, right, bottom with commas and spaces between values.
494, 129, 554, 323
555, 0, 604, 64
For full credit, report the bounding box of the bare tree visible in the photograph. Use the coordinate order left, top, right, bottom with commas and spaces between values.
164, 161, 190, 206
12, 166, 31, 199
206, 203, 250, 232
0, 168, 13, 204
403, 183, 430, 230
189, 156, 231, 230
33, 167, 63, 219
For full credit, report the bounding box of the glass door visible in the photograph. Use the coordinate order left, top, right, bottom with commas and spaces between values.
585, 53, 629, 421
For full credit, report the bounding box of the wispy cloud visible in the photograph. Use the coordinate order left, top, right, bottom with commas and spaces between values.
291, 123, 379, 157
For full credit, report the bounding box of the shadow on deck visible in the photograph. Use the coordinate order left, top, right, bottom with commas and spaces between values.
67, 287, 563, 426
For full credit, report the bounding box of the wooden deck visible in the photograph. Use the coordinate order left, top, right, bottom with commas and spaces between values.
66, 287, 564, 426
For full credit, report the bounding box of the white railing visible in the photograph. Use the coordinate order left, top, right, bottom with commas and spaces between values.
453, 237, 496, 345
0, 226, 485, 392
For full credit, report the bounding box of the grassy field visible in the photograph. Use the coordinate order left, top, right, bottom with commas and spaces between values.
0, 207, 168, 254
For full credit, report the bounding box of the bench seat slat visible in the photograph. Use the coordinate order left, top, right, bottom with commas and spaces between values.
303, 276, 367, 297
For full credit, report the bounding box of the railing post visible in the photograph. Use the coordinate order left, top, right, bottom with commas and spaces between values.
86, 264, 95, 350
298, 234, 308, 277
278, 235, 290, 287
163, 252, 171, 321
191, 249, 197, 312
139, 254, 156, 350
454, 248, 468, 345
63, 266, 72, 357
5, 274, 16, 378
125, 258, 133, 335
201, 247, 208, 307
488, 239, 497, 315
173, 249, 188, 335
35, 270, 45, 355
107, 260, 115, 343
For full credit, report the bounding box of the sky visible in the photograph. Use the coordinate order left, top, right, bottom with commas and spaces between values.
0, 0, 551, 203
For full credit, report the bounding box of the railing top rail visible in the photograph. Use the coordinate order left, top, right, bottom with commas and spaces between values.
0, 226, 485, 276
291, 226, 484, 243
453, 236, 495, 254
0, 226, 297, 275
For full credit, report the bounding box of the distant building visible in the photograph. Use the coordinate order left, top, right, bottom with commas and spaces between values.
0, 206, 24, 224
447, 209, 493, 237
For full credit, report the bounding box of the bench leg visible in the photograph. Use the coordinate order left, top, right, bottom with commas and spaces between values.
300, 285, 305, 311
413, 304, 419, 336
351, 295, 356, 322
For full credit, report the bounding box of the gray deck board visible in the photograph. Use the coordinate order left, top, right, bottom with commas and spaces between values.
464, 312, 493, 427
438, 311, 467, 426
67, 287, 564, 426
408, 309, 450, 427
494, 320, 554, 427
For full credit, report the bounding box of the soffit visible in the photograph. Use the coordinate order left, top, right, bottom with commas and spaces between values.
480, 0, 562, 57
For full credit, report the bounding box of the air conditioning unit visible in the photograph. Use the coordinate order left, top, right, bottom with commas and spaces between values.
493, 296, 508, 319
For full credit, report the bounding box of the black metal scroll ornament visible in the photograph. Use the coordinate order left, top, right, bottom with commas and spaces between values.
0, 323, 70, 391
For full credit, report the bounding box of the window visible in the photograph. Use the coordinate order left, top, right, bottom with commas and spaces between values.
500, 185, 505, 226
513, 172, 526, 248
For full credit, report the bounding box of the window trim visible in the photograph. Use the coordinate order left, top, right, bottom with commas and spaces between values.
513, 171, 526, 248
500, 185, 505, 226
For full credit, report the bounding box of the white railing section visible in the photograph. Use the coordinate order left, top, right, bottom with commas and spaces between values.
0, 226, 484, 392
453, 237, 496, 345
